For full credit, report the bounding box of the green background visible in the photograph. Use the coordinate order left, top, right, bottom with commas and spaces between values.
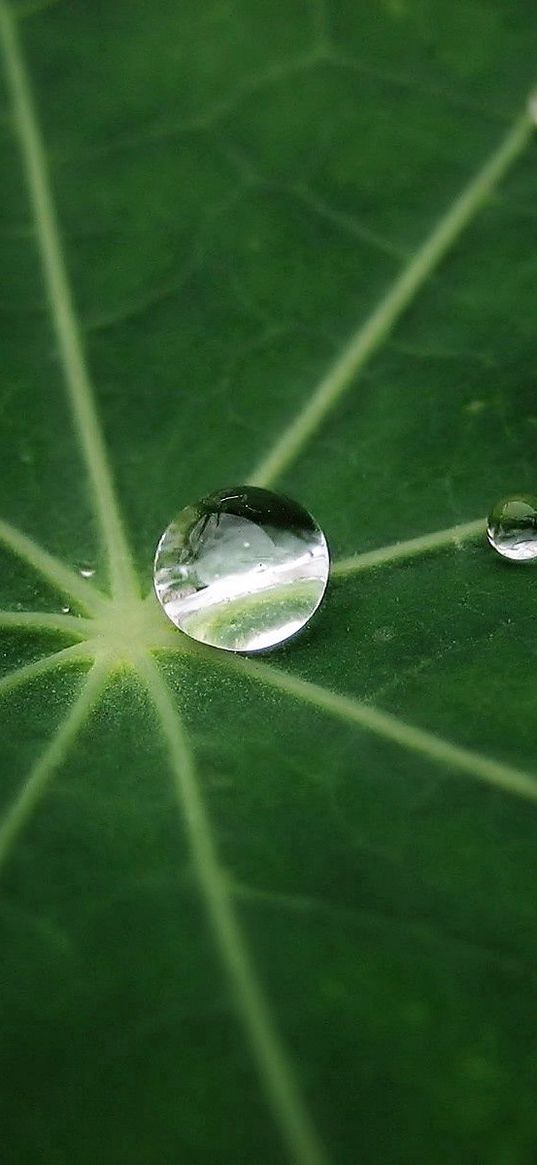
1, 2, 537, 1162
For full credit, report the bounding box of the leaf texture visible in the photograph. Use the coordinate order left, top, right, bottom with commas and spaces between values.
1, 3, 537, 1163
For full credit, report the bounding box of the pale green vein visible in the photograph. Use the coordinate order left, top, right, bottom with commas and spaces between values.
0, 608, 94, 636
136, 651, 328, 1165
0, 641, 95, 699
249, 105, 535, 488
230, 878, 529, 976
332, 517, 485, 577
290, 182, 407, 260
0, 2, 138, 601
0, 657, 108, 873
229, 656, 537, 804
0, 516, 107, 614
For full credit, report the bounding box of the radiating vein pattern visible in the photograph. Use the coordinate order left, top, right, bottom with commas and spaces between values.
2, 4, 537, 1163
249, 106, 534, 488
227, 655, 537, 803
0, 641, 95, 699
0, 609, 94, 637
0, 517, 107, 614
0, 657, 108, 872
0, 1, 138, 601
136, 652, 328, 1165
332, 517, 485, 576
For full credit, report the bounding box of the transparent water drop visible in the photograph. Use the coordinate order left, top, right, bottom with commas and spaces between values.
61, 605, 70, 614
487, 494, 537, 561
78, 565, 95, 579
153, 486, 330, 653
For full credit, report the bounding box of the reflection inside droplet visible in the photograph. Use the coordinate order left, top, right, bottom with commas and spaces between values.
487, 494, 537, 561
153, 486, 330, 652
78, 565, 95, 579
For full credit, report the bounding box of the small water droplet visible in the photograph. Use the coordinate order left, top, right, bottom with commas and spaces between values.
153, 486, 330, 653
61, 605, 70, 614
78, 565, 95, 579
487, 494, 537, 561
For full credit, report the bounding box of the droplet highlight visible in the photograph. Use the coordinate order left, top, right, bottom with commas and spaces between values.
78, 565, 95, 579
487, 494, 537, 561
153, 486, 330, 652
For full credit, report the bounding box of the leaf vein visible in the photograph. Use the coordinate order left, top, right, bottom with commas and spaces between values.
332, 517, 485, 576
0, 516, 108, 613
0, 3, 138, 599
0, 641, 96, 700
136, 651, 329, 1165
0, 609, 94, 636
218, 655, 537, 805
248, 107, 534, 488
0, 657, 108, 873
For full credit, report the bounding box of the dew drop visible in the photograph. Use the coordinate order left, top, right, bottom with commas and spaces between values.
61, 605, 70, 614
153, 486, 330, 653
78, 565, 95, 579
487, 494, 537, 561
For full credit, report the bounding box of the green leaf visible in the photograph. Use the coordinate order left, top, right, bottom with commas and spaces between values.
1, 3, 537, 1162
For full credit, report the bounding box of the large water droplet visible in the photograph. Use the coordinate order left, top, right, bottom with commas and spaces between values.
153, 486, 330, 652
487, 494, 537, 561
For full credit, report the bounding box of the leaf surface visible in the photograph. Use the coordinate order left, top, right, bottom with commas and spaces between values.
1, 3, 537, 1163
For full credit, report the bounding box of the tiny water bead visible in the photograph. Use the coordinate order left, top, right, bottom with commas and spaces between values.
153, 486, 330, 653
487, 495, 537, 561
78, 565, 95, 579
